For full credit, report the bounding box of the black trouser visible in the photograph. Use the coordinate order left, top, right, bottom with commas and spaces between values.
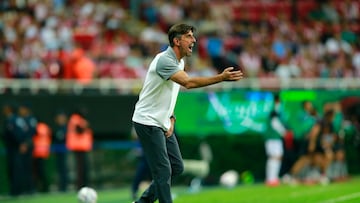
74, 151, 90, 190
55, 152, 68, 192
12, 148, 34, 195
5, 146, 16, 195
280, 138, 306, 176
133, 122, 184, 203
33, 158, 49, 193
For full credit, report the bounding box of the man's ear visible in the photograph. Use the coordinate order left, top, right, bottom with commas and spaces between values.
174, 37, 180, 46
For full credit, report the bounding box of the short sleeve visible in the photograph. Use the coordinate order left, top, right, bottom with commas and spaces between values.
156, 55, 181, 80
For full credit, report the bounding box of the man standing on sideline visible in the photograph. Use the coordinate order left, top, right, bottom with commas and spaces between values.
265, 94, 288, 186
132, 23, 243, 203
66, 108, 93, 190
13, 103, 38, 195
53, 110, 69, 192
1, 103, 17, 196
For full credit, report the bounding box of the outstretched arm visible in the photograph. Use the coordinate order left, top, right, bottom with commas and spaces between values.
170, 67, 243, 89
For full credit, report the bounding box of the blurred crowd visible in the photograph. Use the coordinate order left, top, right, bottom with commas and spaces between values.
0, 0, 359, 84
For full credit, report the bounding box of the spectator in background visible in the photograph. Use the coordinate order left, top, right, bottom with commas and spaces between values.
274, 54, 301, 83
352, 43, 360, 77
238, 42, 261, 78
140, 23, 168, 56
125, 46, 148, 79
1, 102, 17, 196
70, 48, 96, 85
40, 13, 60, 51
66, 107, 93, 190
32, 121, 52, 193
206, 31, 226, 73
297, 49, 318, 78
320, 0, 340, 23
53, 110, 69, 192
138, 0, 159, 25
158, 1, 184, 30
339, 0, 359, 22
271, 31, 288, 61
259, 44, 278, 77
325, 31, 352, 57
340, 21, 358, 45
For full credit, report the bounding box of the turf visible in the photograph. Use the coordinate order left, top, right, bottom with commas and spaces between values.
1, 177, 359, 203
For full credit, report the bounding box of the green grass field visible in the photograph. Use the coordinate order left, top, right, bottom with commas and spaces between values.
1, 177, 360, 203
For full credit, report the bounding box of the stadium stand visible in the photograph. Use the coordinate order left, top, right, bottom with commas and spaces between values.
0, 0, 359, 83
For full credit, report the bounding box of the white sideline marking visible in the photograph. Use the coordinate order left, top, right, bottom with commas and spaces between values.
319, 192, 360, 203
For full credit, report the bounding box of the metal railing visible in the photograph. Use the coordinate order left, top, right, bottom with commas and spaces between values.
0, 78, 359, 95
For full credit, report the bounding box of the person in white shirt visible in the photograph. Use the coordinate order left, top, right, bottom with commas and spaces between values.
132, 23, 243, 203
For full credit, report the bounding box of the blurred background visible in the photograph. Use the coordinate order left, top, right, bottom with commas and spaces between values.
0, 0, 360, 198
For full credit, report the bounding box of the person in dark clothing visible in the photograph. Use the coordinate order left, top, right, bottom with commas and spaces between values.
53, 110, 69, 192
12, 103, 38, 195
308, 109, 344, 181
280, 101, 318, 177
1, 103, 17, 196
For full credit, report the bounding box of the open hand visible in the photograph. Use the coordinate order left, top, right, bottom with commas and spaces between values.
221, 67, 244, 81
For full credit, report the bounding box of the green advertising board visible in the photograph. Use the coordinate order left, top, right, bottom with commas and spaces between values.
175, 89, 360, 136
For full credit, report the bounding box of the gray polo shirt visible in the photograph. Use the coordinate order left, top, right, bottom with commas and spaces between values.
132, 46, 184, 131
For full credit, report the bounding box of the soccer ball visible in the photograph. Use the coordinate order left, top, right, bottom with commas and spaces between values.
220, 170, 239, 188
77, 187, 98, 203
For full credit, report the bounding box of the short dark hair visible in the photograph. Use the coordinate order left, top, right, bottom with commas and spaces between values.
168, 23, 195, 47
